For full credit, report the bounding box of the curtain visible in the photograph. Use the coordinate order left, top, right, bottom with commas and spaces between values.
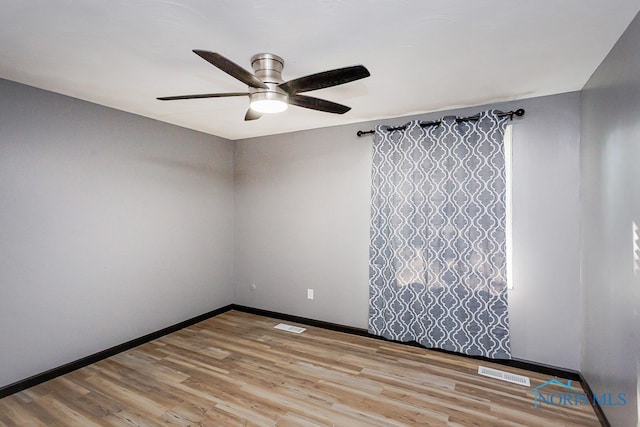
368, 110, 510, 358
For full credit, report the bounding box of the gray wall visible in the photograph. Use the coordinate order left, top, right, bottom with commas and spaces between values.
581, 11, 640, 427
0, 74, 587, 389
0, 79, 234, 388
234, 91, 583, 370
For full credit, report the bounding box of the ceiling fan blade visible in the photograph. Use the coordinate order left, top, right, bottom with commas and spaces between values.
288, 94, 351, 114
244, 109, 262, 121
279, 65, 370, 94
193, 50, 268, 89
157, 92, 248, 101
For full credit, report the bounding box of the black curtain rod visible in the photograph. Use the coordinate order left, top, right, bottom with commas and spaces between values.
356, 108, 525, 137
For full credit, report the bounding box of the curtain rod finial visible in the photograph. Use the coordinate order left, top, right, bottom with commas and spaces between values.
357, 129, 374, 137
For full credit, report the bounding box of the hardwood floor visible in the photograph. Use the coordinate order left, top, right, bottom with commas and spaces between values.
0, 311, 600, 426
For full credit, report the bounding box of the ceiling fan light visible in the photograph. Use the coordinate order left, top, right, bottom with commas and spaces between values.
250, 99, 288, 114
249, 91, 288, 114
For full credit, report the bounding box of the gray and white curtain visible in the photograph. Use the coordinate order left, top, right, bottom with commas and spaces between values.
368, 110, 510, 358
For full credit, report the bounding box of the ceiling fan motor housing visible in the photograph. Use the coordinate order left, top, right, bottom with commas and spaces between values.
249, 53, 288, 110
251, 53, 284, 83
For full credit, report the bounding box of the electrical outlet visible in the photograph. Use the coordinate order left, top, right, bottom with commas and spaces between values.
307, 289, 314, 300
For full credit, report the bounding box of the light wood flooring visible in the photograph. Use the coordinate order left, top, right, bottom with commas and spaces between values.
0, 311, 601, 426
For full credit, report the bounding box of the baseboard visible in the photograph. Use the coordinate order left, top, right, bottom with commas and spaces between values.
232, 304, 608, 426
230, 304, 374, 338
0, 304, 234, 399
579, 372, 611, 427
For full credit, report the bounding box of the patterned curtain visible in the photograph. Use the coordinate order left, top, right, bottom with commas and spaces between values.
368, 110, 511, 358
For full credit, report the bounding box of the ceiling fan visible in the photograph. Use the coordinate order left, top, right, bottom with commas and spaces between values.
157, 50, 370, 121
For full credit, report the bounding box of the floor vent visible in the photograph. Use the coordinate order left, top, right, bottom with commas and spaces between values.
478, 366, 530, 386
274, 323, 306, 334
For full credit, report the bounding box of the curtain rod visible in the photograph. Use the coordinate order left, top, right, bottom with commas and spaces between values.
356, 108, 525, 137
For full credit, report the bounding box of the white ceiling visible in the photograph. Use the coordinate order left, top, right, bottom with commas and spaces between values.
1, 1, 639, 140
